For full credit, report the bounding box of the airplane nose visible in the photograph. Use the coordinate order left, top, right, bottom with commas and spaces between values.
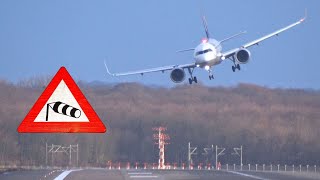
203, 53, 215, 61
198, 56, 208, 63
203, 56, 210, 61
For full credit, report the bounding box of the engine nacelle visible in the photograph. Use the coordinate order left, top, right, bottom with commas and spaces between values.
170, 68, 185, 83
235, 48, 251, 64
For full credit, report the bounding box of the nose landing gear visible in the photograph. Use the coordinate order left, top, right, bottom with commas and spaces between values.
208, 68, 214, 80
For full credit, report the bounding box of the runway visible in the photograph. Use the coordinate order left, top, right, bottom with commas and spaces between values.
0, 169, 62, 180
1, 168, 320, 180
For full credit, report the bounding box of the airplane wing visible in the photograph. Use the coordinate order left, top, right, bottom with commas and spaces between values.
104, 61, 195, 76
222, 15, 306, 59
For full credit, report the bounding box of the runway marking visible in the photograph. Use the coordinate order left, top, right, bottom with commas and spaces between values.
54, 169, 81, 180
129, 175, 158, 178
227, 171, 269, 180
128, 172, 153, 175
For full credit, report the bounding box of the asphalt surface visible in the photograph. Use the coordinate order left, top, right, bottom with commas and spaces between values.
0, 169, 61, 180
1, 168, 320, 180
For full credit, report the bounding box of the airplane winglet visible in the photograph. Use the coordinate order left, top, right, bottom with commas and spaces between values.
300, 8, 307, 23
104, 60, 115, 76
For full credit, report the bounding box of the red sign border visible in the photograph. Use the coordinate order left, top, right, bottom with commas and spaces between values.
17, 67, 106, 133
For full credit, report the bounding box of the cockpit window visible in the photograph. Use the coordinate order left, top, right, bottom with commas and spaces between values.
196, 51, 203, 55
196, 49, 212, 56
203, 49, 212, 53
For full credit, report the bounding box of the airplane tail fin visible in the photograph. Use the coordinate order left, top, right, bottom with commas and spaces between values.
202, 16, 210, 39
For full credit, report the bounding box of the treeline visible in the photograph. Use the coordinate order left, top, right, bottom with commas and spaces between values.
0, 78, 320, 167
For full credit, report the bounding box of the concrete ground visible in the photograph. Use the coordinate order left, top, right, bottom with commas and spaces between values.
1, 168, 320, 180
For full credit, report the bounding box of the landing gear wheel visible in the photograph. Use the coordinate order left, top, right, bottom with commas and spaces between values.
209, 75, 214, 80
237, 64, 241, 70
232, 66, 236, 72
188, 77, 197, 84
187, 67, 197, 85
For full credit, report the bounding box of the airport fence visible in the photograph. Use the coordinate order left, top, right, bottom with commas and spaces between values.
221, 164, 318, 173
0, 165, 76, 171
0, 163, 319, 174
102, 162, 320, 174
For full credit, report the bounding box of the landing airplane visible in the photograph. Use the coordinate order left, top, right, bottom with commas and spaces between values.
105, 13, 306, 84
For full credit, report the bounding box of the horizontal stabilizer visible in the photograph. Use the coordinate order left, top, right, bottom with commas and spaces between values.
219, 31, 247, 44
176, 48, 195, 53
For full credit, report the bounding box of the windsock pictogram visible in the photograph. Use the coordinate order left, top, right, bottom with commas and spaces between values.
46, 101, 81, 121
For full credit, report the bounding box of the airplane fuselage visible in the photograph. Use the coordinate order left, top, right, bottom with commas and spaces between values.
193, 38, 222, 70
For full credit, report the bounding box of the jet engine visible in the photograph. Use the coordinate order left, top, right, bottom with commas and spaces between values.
235, 48, 251, 64
170, 68, 185, 83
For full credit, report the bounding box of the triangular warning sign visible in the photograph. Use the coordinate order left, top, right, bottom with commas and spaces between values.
17, 67, 106, 133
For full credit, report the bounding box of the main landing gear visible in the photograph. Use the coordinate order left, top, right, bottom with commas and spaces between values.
188, 76, 197, 84
188, 68, 197, 84
208, 69, 214, 80
232, 64, 241, 72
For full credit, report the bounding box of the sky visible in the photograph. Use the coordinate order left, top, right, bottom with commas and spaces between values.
0, 0, 319, 89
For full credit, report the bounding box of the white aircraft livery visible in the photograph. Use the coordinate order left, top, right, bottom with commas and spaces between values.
105, 13, 306, 84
